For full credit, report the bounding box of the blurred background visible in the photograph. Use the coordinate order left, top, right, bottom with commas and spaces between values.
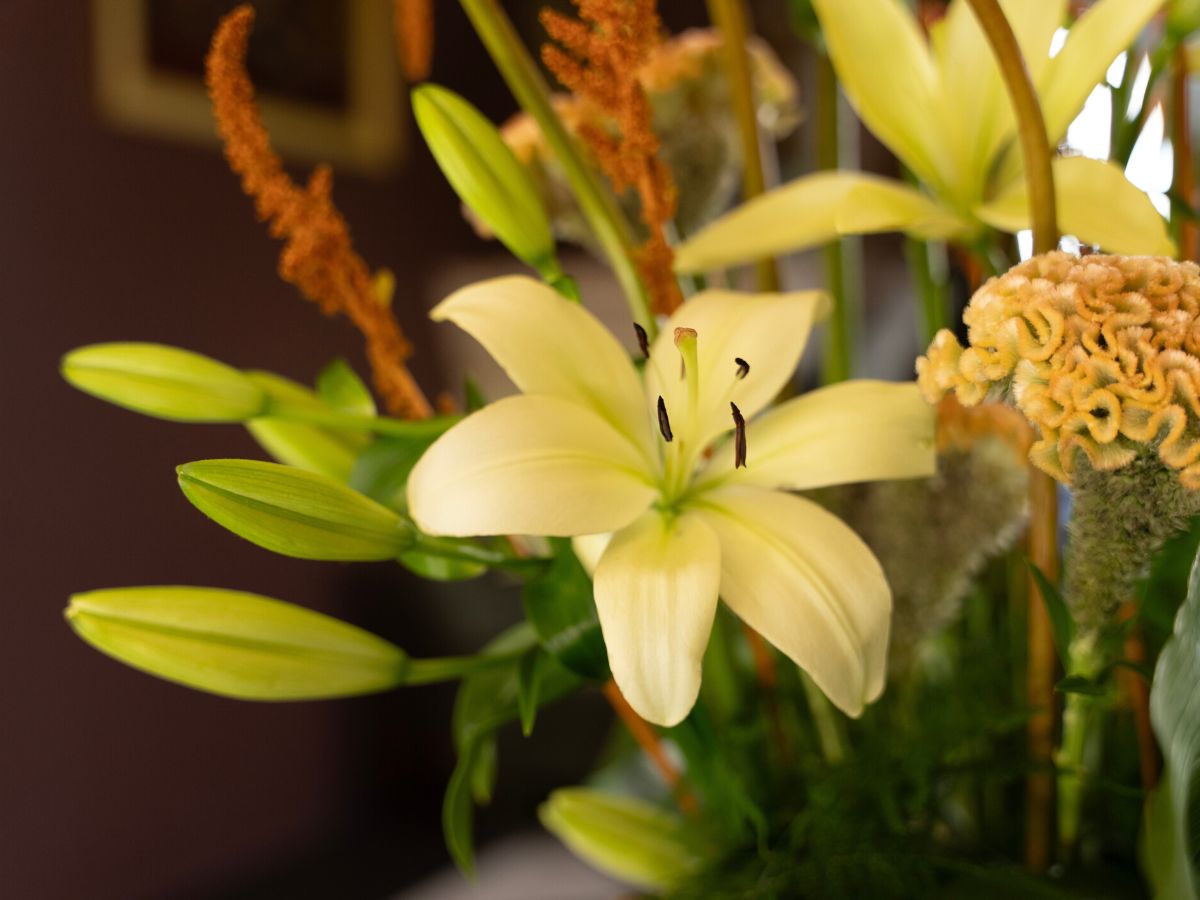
0, 1, 919, 897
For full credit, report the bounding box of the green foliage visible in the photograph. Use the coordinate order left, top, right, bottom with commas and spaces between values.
444, 623, 582, 875
316, 359, 376, 417
178, 459, 412, 561
66, 586, 408, 700
1029, 559, 1075, 669
1142, 544, 1200, 898
521, 539, 609, 679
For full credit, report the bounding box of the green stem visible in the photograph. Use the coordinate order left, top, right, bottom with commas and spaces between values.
801, 672, 845, 764
707, 0, 780, 292
963, 0, 1057, 254
905, 237, 950, 344
816, 51, 859, 382
458, 0, 655, 336
410, 532, 549, 571
265, 400, 459, 439
406, 649, 527, 685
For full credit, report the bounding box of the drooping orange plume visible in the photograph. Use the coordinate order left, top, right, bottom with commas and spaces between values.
541, 0, 683, 315
205, 5, 431, 419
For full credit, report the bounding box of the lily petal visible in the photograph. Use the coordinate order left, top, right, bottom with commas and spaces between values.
693, 487, 891, 716
976, 156, 1176, 256
811, 0, 956, 194
408, 395, 655, 537
594, 509, 721, 727
935, 0, 1067, 201
646, 289, 829, 454
1037, 0, 1164, 147
700, 380, 935, 491
675, 172, 931, 274
834, 179, 969, 241
432, 276, 652, 457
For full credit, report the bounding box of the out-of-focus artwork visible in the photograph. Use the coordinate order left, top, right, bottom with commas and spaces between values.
92, 0, 404, 173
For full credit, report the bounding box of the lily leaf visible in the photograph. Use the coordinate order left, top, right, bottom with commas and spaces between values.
1142, 544, 1200, 898
522, 539, 609, 679
316, 359, 376, 417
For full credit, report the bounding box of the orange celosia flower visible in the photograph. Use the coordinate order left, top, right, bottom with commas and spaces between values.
205, 5, 431, 419
918, 251, 1200, 488
541, 0, 683, 315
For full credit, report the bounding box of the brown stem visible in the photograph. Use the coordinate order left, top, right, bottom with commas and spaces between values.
602, 680, 698, 814
1120, 603, 1161, 791
1173, 43, 1198, 262
706, 0, 780, 291
963, 0, 1058, 254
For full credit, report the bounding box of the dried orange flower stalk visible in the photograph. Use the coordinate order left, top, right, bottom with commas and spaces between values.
205, 5, 431, 419
393, 0, 434, 83
541, 0, 683, 314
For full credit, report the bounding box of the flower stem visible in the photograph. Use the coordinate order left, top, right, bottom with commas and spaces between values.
457, 0, 655, 336
602, 680, 699, 814
1172, 41, 1197, 261
963, 0, 1057, 255
265, 399, 456, 438
905, 237, 950, 344
1120, 602, 1160, 791
816, 51, 860, 383
801, 671, 845, 764
963, 0, 1060, 870
706, 0, 779, 292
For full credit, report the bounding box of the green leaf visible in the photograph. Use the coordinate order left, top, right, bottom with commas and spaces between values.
463, 375, 487, 413
517, 650, 543, 737
316, 359, 376, 417
1143, 544, 1200, 898
62, 343, 266, 422
412, 84, 558, 276
522, 539, 609, 679
1027, 559, 1075, 668
444, 624, 583, 873
1138, 515, 1200, 646
244, 371, 364, 481
178, 459, 411, 561
539, 788, 698, 892
66, 586, 408, 700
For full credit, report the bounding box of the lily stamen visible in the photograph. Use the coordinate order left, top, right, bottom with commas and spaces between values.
731, 402, 747, 469
633, 323, 650, 359
735, 357, 750, 379
657, 395, 674, 442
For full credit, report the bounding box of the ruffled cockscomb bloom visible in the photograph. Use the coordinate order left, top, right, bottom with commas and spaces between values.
917, 252, 1200, 625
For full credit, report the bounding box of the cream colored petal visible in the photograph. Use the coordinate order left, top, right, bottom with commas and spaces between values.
1038, 0, 1164, 146
594, 510, 721, 727
675, 172, 900, 274
432, 276, 652, 457
693, 487, 891, 715
936, 0, 1067, 201
834, 179, 969, 241
811, 0, 957, 194
571, 532, 612, 577
700, 381, 936, 492
646, 289, 829, 455
408, 395, 655, 538
976, 156, 1176, 256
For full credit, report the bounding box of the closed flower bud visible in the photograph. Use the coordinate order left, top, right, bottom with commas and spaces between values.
539, 789, 697, 891
413, 84, 559, 277
66, 586, 408, 699
178, 459, 412, 560
62, 343, 267, 422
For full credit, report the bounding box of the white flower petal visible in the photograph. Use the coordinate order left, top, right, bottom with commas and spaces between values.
432, 276, 653, 457
833, 179, 968, 241
976, 156, 1176, 256
645, 289, 829, 456
594, 510, 721, 727
693, 487, 891, 716
572, 532, 612, 577
408, 395, 655, 537
811, 0, 957, 195
700, 381, 936, 492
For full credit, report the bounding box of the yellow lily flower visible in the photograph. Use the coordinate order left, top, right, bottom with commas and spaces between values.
675, 0, 1174, 273
407, 278, 935, 726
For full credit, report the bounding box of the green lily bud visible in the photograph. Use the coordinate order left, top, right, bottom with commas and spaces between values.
539, 789, 697, 891
413, 84, 559, 277
66, 586, 408, 700
178, 459, 412, 560
245, 371, 364, 482
61, 343, 266, 422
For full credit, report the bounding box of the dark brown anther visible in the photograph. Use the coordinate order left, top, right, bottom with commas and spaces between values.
734, 357, 749, 379
731, 402, 746, 468
634, 323, 650, 359
657, 395, 673, 442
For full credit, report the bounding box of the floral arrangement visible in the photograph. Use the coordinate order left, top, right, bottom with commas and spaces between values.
59, 0, 1200, 896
